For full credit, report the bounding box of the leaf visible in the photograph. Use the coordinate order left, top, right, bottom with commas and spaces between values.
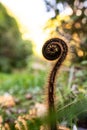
57, 97, 87, 126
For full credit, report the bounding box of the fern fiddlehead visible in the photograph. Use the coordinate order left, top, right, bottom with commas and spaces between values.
42, 38, 68, 130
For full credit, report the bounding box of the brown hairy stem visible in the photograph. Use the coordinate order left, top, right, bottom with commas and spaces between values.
42, 38, 68, 130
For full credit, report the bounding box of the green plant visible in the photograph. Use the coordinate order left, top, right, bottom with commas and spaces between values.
57, 97, 87, 128
0, 3, 33, 72
42, 38, 68, 130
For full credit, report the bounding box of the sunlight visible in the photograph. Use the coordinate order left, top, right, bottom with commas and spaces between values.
0, 0, 73, 56
1, 0, 49, 56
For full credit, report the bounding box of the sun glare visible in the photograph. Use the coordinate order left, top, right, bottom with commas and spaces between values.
0, 0, 73, 56
1, 0, 49, 56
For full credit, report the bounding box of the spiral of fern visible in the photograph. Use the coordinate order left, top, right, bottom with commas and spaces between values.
42, 38, 68, 130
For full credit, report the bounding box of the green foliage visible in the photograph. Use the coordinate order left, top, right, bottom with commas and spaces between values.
26, 118, 42, 130
44, 1, 87, 127
0, 70, 45, 97
55, 65, 87, 128
0, 69, 46, 129
2, 1, 87, 128
0, 63, 87, 129
0, 3, 33, 72
57, 97, 87, 127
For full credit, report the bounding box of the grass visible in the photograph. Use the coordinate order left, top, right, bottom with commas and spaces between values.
0, 62, 87, 129
0, 69, 46, 129
0, 70, 46, 96
0, 70, 46, 117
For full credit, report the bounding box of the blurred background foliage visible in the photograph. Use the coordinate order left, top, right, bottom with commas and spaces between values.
44, 0, 87, 127
0, 3, 33, 72
44, 0, 87, 64
0, 0, 87, 129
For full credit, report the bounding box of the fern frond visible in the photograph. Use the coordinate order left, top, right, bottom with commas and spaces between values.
57, 97, 87, 126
